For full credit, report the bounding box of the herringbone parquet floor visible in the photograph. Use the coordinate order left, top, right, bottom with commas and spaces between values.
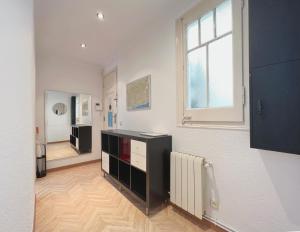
35, 162, 217, 232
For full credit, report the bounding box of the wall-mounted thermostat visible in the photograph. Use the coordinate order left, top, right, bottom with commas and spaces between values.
95, 102, 102, 111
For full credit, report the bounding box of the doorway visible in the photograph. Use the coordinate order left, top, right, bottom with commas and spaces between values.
103, 69, 118, 130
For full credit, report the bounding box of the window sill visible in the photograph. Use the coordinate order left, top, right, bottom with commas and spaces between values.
177, 123, 249, 131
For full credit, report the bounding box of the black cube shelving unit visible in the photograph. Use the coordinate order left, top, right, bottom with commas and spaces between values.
70, 125, 92, 154
101, 129, 172, 215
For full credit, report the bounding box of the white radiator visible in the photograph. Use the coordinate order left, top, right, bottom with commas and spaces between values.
170, 152, 204, 219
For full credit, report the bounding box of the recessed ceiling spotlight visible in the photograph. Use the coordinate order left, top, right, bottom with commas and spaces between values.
97, 12, 104, 21
81, 43, 86, 48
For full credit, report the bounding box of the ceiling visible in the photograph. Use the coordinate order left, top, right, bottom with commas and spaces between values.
34, 0, 196, 68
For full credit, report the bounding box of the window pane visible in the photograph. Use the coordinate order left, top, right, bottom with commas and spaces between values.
200, 11, 214, 44
187, 47, 207, 109
208, 34, 233, 108
187, 20, 199, 50
216, 0, 232, 36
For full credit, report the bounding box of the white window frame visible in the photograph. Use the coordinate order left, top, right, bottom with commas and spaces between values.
177, 0, 245, 126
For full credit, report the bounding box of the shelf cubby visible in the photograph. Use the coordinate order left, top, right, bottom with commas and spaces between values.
74, 127, 79, 138
102, 134, 109, 153
70, 135, 76, 147
109, 135, 119, 157
119, 161, 130, 188
119, 137, 130, 163
131, 166, 146, 201
109, 155, 119, 179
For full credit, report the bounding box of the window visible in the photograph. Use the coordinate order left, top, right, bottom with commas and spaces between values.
177, 0, 244, 124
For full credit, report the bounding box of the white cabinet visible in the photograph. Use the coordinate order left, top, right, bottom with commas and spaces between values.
131, 140, 146, 171
102, 152, 109, 173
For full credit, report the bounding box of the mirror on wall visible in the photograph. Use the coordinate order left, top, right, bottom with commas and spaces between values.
52, 103, 67, 115
45, 90, 92, 161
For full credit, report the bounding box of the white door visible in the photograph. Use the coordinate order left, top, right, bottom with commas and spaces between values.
103, 70, 118, 130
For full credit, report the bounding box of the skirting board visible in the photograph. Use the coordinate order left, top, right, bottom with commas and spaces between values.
47, 152, 101, 169
170, 203, 229, 232
47, 159, 100, 172
47, 140, 70, 144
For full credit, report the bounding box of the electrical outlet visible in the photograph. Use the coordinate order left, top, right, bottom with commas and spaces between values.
210, 200, 219, 209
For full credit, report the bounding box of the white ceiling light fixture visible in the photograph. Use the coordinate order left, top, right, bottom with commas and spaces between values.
81, 43, 86, 48
97, 12, 104, 21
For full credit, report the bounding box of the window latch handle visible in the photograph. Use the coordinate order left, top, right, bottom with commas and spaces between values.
257, 99, 263, 115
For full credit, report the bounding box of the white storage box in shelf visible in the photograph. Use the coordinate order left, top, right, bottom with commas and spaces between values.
131, 140, 146, 156
102, 152, 109, 173
131, 140, 146, 171
131, 152, 146, 172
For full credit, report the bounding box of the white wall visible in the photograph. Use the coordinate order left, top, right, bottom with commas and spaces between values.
36, 55, 102, 169
110, 1, 300, 231
46, 91, 72, 143
0, 0, 35, 231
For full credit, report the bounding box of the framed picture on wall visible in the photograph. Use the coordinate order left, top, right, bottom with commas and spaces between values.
126, 75, 151, 111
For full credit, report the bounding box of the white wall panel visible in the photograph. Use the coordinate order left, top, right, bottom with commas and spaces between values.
0, 1, 35, 231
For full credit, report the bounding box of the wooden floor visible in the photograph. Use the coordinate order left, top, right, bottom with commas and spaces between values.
35, 162, 217, 232
47, 142, 78, 161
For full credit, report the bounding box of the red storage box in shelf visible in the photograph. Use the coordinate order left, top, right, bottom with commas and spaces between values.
119, 137, 130, 163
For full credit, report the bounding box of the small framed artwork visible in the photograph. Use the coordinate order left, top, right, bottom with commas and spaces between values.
127, 75, 151, 111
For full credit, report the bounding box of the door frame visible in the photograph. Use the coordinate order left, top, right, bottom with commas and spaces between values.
102, 67, 118, 130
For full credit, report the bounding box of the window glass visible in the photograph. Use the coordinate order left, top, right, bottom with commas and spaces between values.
200, 11, 214, 44
216, 0, 232, 36
187, 47, 207, 108
208, 34, 233, 107
187, 20, 199, 50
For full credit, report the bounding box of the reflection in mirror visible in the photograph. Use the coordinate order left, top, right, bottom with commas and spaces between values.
52, 103, 67, 115
82, 101, 89, 116
45, 90, 92, 162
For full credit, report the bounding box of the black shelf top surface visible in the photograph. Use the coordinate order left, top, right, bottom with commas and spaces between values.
101, 129, 171, 141
72, 124, 92, 127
